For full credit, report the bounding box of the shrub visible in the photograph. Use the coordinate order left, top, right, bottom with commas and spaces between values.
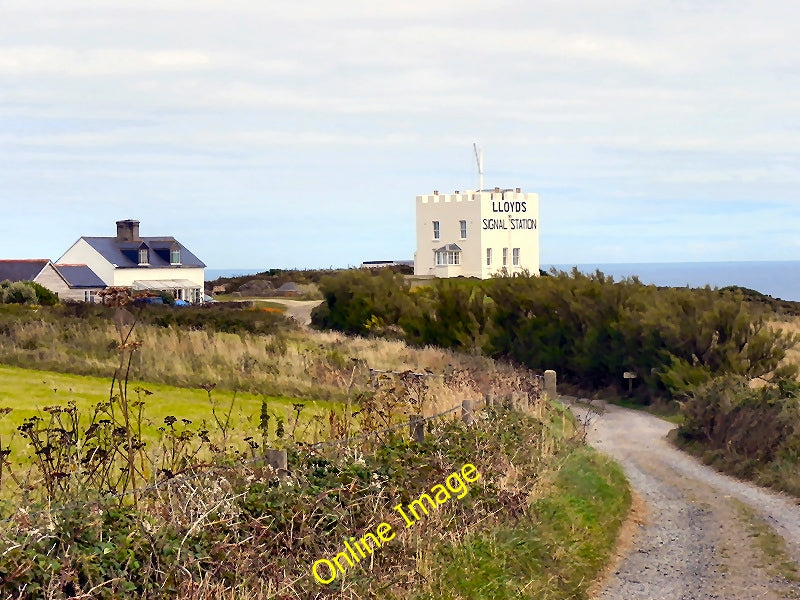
676, 375, 800, 494
1, 281, 38, 305
314, 269, 798, 401
27, 281, 59, 305
312, 269, 417, 336
156, 290, 175, 305
678, 375, 800, 463
401, 279, 490, 351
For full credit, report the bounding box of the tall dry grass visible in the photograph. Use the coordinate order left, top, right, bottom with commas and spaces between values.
0, 309, 520, 411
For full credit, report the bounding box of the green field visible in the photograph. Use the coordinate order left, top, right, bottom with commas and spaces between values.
0, 364, 335, 460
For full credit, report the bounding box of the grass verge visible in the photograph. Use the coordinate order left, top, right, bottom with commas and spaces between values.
730, 498, 800, 583
414, 447, 631, 600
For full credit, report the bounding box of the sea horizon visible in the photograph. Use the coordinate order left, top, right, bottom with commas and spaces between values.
206, 259, 800, 302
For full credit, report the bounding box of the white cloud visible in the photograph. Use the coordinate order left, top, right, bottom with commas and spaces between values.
0, 46, 216, 76
2, 1, 800, 269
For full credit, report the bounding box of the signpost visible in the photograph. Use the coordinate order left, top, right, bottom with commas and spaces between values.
623, 371, 637, 395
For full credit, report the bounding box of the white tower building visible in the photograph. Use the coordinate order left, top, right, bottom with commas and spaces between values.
414, 187, 540, 279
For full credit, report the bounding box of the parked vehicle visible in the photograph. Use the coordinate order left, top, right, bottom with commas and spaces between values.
133, 296, 164, 305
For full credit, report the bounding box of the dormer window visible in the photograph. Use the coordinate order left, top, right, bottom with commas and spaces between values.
138, 248, 149, 265
170, 248, 181, 265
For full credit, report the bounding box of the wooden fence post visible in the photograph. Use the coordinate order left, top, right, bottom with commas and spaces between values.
266, 448, 288, 478
461, 399, 474, 426
544, 370, 557, 399
410, 415, 425, 443
485, 394, 494, 408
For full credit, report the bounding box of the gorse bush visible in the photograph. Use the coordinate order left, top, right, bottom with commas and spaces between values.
401, 280, 491, 352
312, 269, 798, 401
486, 270, 797, 397
675, 375, 800, 496
312, 268, 414, 337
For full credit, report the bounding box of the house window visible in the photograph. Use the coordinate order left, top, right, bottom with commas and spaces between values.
502, 248, 508, 266
138, 248, 149, 265
512, 248, 520, 266
433, 221, 440, 240
435, 250, 461, 266
84, 290, 90, 302
459, 220, 467, 239
486, 248, 492, 266
170, 248, 181, 265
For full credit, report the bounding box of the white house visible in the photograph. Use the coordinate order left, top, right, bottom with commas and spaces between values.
58, 220, 206, 303
414, 187, 540, 279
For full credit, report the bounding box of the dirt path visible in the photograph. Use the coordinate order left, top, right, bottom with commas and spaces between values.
268, 299, 323, 325
569, 399, 800, 600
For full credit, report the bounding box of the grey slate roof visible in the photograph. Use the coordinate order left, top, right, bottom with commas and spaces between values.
81, 237, 206, 269
0, 259, 49, 282
54, 264, 106, 288
434, 244, 462, 252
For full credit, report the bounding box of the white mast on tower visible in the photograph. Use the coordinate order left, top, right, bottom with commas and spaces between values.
473, 143, 484, 191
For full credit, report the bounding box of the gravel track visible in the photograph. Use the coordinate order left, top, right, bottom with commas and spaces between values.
569, 399, 800, 600
267, 299, 323, 325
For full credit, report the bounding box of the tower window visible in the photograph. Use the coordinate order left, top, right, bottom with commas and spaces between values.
502, 248, 508, 266
459, 220, 467, 238
486, 248, 492, 266
512, 248, 520, 266
433, 221, 440, 240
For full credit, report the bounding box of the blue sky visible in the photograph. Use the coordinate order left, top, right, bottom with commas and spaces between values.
2, 1, 800, 269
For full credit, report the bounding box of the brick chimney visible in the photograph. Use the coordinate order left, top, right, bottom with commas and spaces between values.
116, 219, 140, 242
